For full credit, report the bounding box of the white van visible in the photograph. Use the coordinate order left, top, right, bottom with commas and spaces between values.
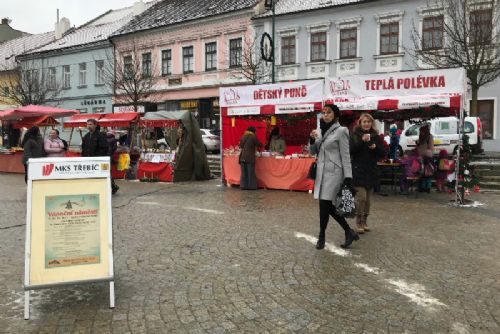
398, 117, 483, 156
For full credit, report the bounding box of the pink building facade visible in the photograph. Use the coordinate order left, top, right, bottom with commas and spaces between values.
111, 1, 265, 129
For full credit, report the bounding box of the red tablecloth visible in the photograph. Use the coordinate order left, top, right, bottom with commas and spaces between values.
137, 162, 173, 182
223, 155, 315, 191
0, 152, 24, 173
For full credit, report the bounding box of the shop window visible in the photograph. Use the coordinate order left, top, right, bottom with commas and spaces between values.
205, 42, 217, 71
142, 52, 151, 77
161, 49, 172, 76
3, 86, 9, 97
477, 99, 494, 139
380, 22, 399, 54
93, 107, 105, 113
340, 28, 357, 59
281, 36, 296, 65
79, 63, 87, 86
229, 38, 242, 68
183, 46, 194, 74
422, 16, 443, 50
310, 32, 326, 62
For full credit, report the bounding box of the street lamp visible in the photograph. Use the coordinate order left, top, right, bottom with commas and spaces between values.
264, 0, 275, 83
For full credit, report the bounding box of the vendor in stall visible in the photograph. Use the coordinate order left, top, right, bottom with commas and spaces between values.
267, 127, 286, 155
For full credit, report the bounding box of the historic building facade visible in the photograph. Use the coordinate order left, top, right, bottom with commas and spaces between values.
253, 0, 500, 151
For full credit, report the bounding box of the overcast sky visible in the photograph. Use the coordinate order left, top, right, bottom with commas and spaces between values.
2, 0, 141, 34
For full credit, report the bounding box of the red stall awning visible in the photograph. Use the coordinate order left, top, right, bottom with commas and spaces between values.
0, 104, 79, 120
13, 115, 60, 129
98, 112, 140, 127
64, 114, 104, 128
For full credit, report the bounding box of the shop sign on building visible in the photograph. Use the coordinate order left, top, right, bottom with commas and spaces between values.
113, 105, 145, 113
180, 100, 199, 109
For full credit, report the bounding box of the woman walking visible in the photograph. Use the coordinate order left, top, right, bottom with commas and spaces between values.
310, 104, 359, 249
22, 126, 45, 183
350, 113, 385, 233
239, 126, 262, 190
44, 129, 66, 157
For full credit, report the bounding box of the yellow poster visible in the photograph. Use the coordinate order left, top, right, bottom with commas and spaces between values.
29, 178, 111, 287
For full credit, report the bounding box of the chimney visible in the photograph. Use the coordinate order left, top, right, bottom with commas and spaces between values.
2, 18, 11, 25
55, 17, 71, 39
133, 1, 146, 16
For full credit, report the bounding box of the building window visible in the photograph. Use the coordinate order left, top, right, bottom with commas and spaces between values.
205, 42, 217, 71
79, 63, 87, 86
183, 46, 194, 74
95, 60, 104, 85
470, 9, 493, 45
142, 52, 151, 77
161, 49, 172, 76
422, 15, 444, 50
310, 32, 326, 62
476, 99, 494, 139
77, 108, 87, 114
63, 65, 70, 89
229, 38, 242, 68
3, 86, 9, 97
123, 55, 133, 79
47, 67, 56, 90
281, 36, 296, 65
380, 22, 399, 54
340, 28, 357, 59
93, 107, 105, 113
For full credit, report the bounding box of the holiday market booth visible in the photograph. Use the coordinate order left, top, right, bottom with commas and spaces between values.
0, 105, 79, 173
140, 110, 210, 182
220, 80, 323, 191
325, 67, 469, 203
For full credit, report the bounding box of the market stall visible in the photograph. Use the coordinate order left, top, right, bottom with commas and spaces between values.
140, 110, 210, 182
220, 80, 323, 191
0, 105, 79, 173
325, 68, 468, 203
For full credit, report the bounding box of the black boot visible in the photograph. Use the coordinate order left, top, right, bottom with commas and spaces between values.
316, 232, 325, 250
341, 229, 359, 249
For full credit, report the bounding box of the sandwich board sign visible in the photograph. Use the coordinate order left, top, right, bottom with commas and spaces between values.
24, 157, 114, 319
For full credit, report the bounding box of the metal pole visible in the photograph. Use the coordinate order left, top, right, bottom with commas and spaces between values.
271, 0, 275, 84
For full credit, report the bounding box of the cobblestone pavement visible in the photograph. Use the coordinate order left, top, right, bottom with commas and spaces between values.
1, 173, 500, 333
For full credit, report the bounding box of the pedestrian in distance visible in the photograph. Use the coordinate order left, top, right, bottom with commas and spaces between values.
44, 129, 66, 157
310, 104, 359, 249
22, 126, 45, 183
82, 119, 119, 194
350, 113, 385, 233
416, 123, 434, 193
239, 126, 262, 190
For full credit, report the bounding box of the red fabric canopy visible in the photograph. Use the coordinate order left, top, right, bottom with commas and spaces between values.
0, 104, 79, 120
98, 112, 140, 127
63, 114, 104, 128
13, 115, 60, 129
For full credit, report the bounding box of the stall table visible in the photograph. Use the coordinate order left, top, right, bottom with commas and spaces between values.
137, 162, 174, 182
0, 152, 24, 173
377, 161, 402, 193
223, 155, 315, 191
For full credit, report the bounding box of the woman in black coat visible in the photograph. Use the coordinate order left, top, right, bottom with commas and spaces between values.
350, 113, 385, 233
22, 126, 45, 183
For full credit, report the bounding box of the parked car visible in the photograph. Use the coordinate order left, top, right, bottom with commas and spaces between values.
200, 128, 220, 153
398, 116, 483, 156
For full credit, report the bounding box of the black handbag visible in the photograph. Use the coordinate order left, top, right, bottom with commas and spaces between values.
335, 184, 357, 218
307, 161, 317, 180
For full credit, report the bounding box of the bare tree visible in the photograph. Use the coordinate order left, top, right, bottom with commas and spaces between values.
103, 41, 157, 112
233, 38, 271, 84
408, 0, 500, 116
0, 59, 62, 106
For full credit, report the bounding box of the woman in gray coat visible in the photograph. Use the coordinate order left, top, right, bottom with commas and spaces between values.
310, 104, 359, 249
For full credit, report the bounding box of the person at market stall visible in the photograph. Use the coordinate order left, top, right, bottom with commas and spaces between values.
416, 123, 434, 193
82, 119, 119, 194
267, 127, 286, 155
239, 126, 262, 190
309, 104, 359, 249
44, 129, 66, 158
350, 113, 385, 234
22, 126, 45, 183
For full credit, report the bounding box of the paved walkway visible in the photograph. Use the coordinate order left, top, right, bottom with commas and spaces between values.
1, 174, 499, 333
